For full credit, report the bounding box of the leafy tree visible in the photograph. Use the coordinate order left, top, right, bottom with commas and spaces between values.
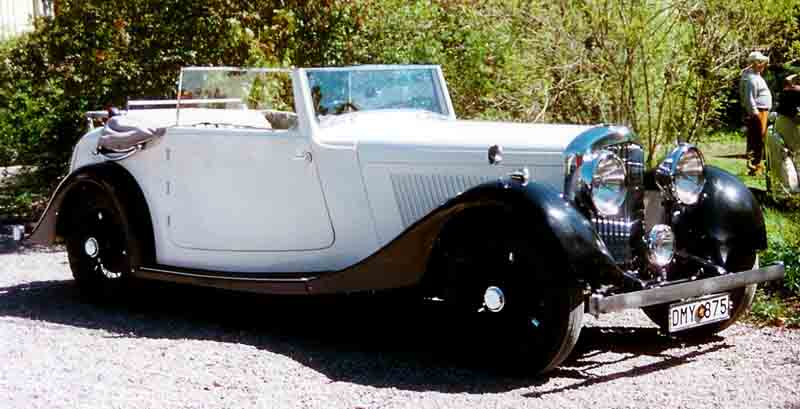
0, 0, 329, 219
477, 0, 800, 165
1, 0, 799, 219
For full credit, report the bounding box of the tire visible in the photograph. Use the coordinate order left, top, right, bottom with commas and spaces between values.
494, 284, 584, 374
438, 219, 583, 374
643, 251, 758, 338
64, 184, 141, 301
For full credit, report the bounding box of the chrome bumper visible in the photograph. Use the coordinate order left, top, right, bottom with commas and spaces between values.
587, 263, 785, 316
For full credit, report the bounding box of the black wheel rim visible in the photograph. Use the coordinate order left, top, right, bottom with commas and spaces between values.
446, 239, 569, 344
70, 202, 130, 281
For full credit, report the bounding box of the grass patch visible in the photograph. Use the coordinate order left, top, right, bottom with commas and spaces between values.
749, 290, 800, 328
701, 129, 800, 327
698, 129, 765, 191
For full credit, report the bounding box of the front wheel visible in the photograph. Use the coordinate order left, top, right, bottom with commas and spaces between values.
438, 226, 584, 374
65, 185, 141, 301
494, 285, 584, 374
643, 251, 757, 338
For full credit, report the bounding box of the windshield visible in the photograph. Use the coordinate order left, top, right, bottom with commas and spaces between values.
305, 66, 449, 118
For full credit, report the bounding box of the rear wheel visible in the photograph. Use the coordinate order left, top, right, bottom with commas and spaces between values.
438, 220, 583, 374
643, 251, 757, 338
64, 185, 140, 301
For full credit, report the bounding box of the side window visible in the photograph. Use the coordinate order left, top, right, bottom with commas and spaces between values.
246, 72, 297, 130
178, 69, 297, 131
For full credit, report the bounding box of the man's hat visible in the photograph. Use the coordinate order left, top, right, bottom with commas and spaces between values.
747, 51, 769, 63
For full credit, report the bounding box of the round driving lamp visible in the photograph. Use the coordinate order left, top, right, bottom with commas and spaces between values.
590, 150, 627, 216
647, 224, 675, 267
656, 144, 706, 205
483, 286, 505, 312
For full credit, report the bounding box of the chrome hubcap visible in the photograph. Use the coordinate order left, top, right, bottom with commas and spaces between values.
83, 236, 122, 279
84, 237, 99, 258
483, 286, 506, 312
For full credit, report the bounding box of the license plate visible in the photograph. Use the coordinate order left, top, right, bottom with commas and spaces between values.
668, 293, 731, 332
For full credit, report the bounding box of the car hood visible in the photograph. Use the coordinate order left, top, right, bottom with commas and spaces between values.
315, 110, 592, 166
321, 111, 594, 245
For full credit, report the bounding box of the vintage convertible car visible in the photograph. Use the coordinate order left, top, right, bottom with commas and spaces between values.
29, 65, 784, 373
766, 113, 800, 196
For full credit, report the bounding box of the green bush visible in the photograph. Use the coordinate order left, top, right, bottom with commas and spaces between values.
761, 208, 800, 297
1, 0, 800, 222
0, 0, 352, 219
767, 243, 800, 296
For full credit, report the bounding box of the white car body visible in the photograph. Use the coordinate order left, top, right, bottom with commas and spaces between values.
65, 66, 591, 274
29, 64, 784, 374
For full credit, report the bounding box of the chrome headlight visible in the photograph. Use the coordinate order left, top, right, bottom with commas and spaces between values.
571, 150, 627, 216
656, 144, 706, 205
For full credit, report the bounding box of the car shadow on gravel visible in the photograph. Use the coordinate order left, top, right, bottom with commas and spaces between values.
0, 278, 733, 394
524, 328, 731, 397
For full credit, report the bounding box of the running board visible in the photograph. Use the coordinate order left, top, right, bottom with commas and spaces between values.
134, 266, 316, 295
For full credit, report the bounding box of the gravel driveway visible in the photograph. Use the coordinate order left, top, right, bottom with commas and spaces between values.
1, 245, 798, 409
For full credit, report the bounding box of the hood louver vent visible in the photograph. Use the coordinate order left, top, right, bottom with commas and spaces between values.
390, 173, 496, 228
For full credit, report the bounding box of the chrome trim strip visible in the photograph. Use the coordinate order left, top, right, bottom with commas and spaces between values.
137, 266, 316, 283
129, 98, 242, 107
588, 263, 785, 316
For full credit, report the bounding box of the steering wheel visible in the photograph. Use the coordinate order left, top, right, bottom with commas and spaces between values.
410, 96, 435, 110
334, 102, 360, 115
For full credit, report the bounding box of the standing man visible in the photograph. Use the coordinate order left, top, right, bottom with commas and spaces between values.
740, 51, 772, 175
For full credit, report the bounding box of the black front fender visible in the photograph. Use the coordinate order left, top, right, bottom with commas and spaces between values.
442, 178, 622, 285
674, 166, 767, 265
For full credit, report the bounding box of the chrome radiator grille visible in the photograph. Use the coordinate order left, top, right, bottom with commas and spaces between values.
593, 143, 645, 264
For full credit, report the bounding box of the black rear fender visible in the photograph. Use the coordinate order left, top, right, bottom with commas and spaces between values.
28, 162, 155, 263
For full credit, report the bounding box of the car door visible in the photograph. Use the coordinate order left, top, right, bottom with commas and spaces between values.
162, 127, 334, 252
162, 69, 335, 252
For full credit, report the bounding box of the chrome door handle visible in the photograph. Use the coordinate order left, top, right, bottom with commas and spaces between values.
293, 151, 312, 162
